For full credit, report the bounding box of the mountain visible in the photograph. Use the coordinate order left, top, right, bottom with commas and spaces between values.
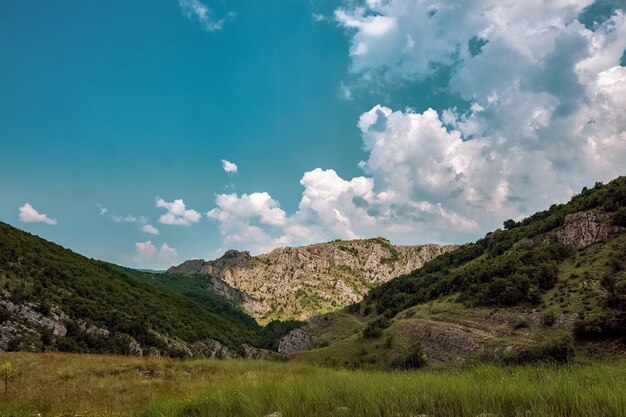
282, 177, 626, 368
169, 240, 456, 322
0, 221, 276, 358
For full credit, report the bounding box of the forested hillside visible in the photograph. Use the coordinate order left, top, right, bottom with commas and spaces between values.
0, 222, 269, 357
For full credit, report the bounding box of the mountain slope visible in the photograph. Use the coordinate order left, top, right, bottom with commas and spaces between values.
169, 240, 455, 322
0, 222, 267, 357
286, 177, 626, 367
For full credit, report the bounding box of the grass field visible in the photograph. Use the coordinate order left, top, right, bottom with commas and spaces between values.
0, 353, 625, 417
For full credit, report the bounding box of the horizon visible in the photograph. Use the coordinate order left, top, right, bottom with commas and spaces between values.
2, 0, 625, 269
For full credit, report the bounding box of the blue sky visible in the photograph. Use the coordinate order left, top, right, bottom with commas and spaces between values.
1, 1, 625, 269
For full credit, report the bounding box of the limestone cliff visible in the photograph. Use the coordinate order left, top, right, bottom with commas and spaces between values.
169, 239, 456, 322
514, 210, 625, 250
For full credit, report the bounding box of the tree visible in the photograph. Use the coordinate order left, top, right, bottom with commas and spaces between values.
503, 219, 517, 230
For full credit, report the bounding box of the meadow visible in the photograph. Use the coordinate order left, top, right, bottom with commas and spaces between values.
0, 352, 625, 417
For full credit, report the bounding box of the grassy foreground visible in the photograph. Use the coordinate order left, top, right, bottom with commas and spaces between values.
0, 353, 625, 417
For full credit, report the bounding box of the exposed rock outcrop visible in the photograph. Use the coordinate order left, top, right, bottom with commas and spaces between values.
170, 239, 456, 322
278, 329, 317, 354
515, 211, 625, 250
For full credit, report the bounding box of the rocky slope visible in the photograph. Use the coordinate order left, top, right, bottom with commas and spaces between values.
283, 178, 626, 367
169, 239, 456, 322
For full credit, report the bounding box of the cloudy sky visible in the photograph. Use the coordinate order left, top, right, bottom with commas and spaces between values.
1, 0, 625, 269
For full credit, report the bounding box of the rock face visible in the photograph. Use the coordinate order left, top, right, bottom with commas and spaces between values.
169, 239, 456, 322
278, 329, 316, 354
515, 211, 625, 250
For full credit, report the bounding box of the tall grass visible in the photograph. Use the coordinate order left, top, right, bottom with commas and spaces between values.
145, 361, 626, 417
0, 353, 624, 417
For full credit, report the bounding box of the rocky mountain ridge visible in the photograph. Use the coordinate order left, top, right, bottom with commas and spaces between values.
169, 239, 456, 322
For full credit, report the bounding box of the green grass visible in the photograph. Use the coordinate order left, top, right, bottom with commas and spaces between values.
1, 352, 625, 417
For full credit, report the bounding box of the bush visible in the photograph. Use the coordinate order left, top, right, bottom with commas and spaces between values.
501, 335, 575, 365
363, 317, 391, 338
542, 310, 556, 327
392, 343, 427, 369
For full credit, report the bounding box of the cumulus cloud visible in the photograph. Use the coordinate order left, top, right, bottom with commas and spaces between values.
134, 241, 178, 267
332, 0, 626, 228
141, 224, 160, 235
208, 1, 626, 254
179, 0, 235, 31
158, 243, 178, 261
221, 159, 238, 174
134, 241, 157, 261
18, 203, 58, 225
156, 198, 201, 226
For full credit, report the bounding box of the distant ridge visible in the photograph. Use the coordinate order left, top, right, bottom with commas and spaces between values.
170, 239, 456, 322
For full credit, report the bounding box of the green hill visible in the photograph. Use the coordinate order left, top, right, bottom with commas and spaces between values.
0, 221, 268, 357
289, 177, 626, 368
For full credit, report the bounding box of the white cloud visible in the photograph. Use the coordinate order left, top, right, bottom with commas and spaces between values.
221, 159, 238, 174
141, 224, 160, 235
179, 0, 235, 31
331, 0, 626, 228
18, 203, 57, 225
207, 1, 626, 254
134, 241, 157, 261
156, 198, 201, 226
98, 204, 108, 215
158, 243, 178, 261
133, 241, 177, 267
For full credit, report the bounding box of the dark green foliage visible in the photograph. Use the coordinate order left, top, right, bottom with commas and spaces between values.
575, 271, 626, 340
0, 222, 265, 355
368, 243, 569, 316
364, 177, 626, 318
392, 343, 427, 369
363, 317, 391, 338
500, 335, 575, 365
542, 310, 557, 327
503, 219, 518, 230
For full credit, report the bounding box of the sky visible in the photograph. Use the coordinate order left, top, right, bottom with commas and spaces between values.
1, 0, 625, 269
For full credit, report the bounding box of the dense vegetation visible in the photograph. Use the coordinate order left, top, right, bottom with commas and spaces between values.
1, 352, 625, 417
359, 177, 626, 324
0, 222, 266, 355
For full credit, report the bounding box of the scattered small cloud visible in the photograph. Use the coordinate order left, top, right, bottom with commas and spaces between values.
134, 240, 178, 267
134, 241, 157, 261
179, 0, 235, 31
221, 159, 238, 174
98, 205, 159, 235
18, 203, 57, 225
156, 197, 201, 226
112, 214, 148, 224
141, 224, 160, 235
339, 81, 353, 100
158, 243, 178, 261
312, 13, 326, 22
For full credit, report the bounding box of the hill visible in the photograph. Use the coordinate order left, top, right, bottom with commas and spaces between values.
283, 177, 626, 367
0, 221, 274, 358
169, 241, 455, 322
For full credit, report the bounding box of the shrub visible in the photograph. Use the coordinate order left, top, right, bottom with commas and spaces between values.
501, 334, 575, 365
363, 317, 391, 338
392, 343, 427, 369
512, 318, 529, 329
542, 310, 556, 327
